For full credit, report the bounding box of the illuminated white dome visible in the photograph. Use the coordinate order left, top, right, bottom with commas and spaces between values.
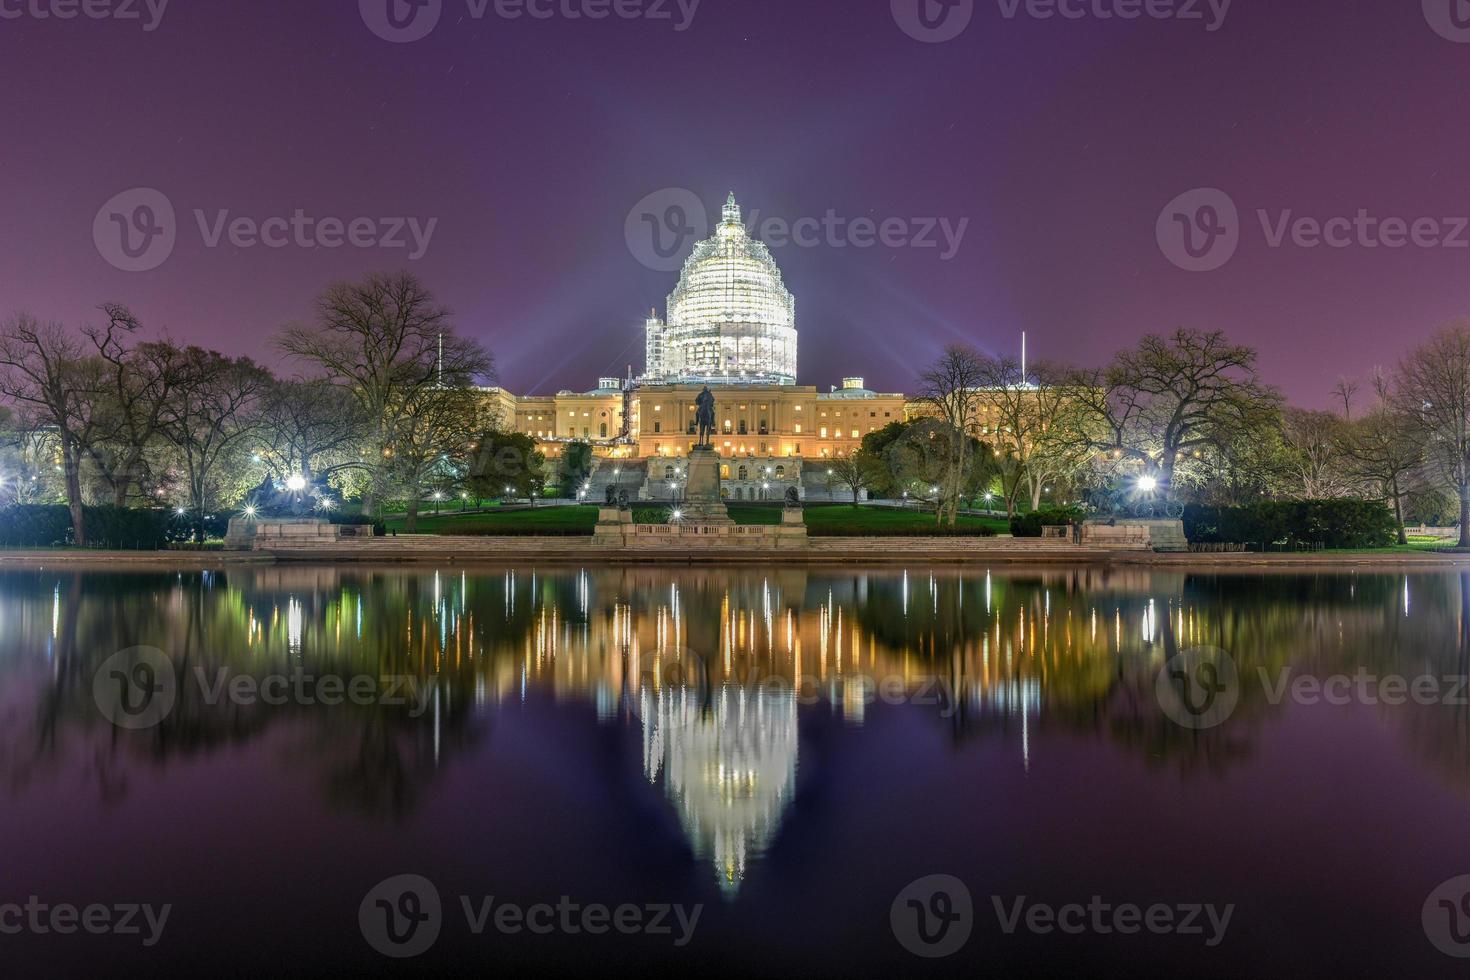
646, 194, 797, 385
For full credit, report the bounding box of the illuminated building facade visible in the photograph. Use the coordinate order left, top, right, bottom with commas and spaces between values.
483, 193, 907, 496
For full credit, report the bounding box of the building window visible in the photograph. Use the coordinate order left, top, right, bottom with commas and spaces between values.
654, 421, 662, 433
600, 423, 608, 438
794, 424, 803, 434
738, 421, 747, 435
776, 465, 786, 478
738, 466, 748, 481
820, 427, 828, 439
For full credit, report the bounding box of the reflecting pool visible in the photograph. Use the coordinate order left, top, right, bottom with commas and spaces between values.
3, 564, 1470, 976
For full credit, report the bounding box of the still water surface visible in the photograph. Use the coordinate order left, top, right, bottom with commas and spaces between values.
3, 564, 1470, 976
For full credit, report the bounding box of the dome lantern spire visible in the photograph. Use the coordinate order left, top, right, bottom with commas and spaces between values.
721, 192, 741, 227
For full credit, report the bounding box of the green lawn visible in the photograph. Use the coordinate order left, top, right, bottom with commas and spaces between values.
382, 504, 1008, 537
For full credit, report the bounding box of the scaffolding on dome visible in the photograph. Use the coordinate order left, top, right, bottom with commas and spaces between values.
643, 194, 798, 386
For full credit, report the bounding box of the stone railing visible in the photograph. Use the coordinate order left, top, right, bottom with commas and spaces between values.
1404, 525, 1460, 540
630, 524, 773, 538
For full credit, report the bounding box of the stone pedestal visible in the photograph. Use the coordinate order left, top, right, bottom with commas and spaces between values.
591, 506, 629, 547
225, 517, 343, 551
679, 449, 733, 526
1081, 518, 1189, 552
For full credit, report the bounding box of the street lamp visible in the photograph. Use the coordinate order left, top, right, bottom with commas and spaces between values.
286, 474, 307, 492
1137, 476, 1159, 493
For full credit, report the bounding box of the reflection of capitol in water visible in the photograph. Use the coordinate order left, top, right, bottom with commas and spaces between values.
639, 685, 798, 895
15, 562, 1468, 873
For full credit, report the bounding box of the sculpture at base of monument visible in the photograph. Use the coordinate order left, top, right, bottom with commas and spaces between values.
784, 486, 801, 509
605, 484, 618, 507
617, 488, 630, 511
695, 385, 716, 450
244, 474, 325, 518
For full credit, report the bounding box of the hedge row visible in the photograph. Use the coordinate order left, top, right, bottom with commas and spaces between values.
1183, 500, 1397, 549
0, 505, 239, 549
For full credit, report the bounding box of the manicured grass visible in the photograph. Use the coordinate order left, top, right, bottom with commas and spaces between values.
383, 503, 1008, 537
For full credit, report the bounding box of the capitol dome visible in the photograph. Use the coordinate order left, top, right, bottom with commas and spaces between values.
644, 194, 797, 385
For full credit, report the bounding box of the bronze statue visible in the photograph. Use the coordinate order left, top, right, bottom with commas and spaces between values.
695, 385, 716, 449
784, 486, 801, 509
605, 484, 618, 507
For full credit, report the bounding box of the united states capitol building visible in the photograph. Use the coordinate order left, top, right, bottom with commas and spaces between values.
485, 194, 908, 502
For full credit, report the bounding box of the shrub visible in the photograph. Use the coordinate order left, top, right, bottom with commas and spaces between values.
1183, 500, 1396, 550
0, 506, 242, 549
1009, 507, 1083, 538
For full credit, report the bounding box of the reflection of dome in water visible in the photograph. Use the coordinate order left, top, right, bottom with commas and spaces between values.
641, 684, 797, 894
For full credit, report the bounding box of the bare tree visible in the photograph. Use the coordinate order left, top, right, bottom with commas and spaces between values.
277, 272, 493, 516
1280, 408, 1352, 499
161, 349, 272, 539
387, 385, 490, 532
1070, 329, 1282, 501
977, 356, 1091, 514
826, 450, 877, 507
1395, 322, 1470, 546
1332, 376, 1360, 419
258, 378, 370, 483
83, 306, 193, 507
1339, 407, 1425, 545
917, 346, 987, 525
0, 314, 107, 544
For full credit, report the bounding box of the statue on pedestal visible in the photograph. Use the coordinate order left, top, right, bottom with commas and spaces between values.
784, 486, 801, 509
695, 386, 716, 449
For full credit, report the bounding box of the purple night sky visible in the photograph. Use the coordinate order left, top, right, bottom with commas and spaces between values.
3, 0, 1470, 405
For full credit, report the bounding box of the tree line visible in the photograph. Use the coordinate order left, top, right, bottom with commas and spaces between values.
837, 325, 1470, 546
0, 272, 513, 543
